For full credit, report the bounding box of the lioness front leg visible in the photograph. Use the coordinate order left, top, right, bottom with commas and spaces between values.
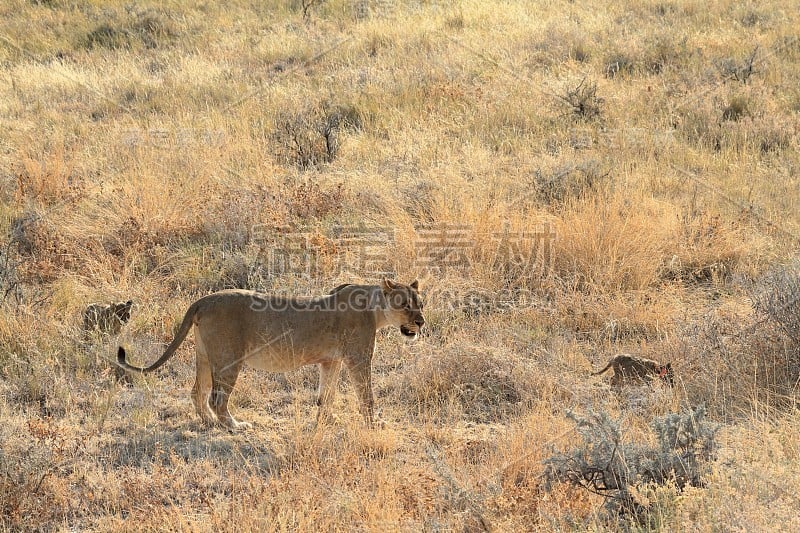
345, 358, 375, 428
316, 360, 342, 427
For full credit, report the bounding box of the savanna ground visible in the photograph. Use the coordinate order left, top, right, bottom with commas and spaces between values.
1, 0, 800, 530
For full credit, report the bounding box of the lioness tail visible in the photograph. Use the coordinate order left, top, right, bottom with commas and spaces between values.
592, 359, 614, 376
117, 301, 200, 374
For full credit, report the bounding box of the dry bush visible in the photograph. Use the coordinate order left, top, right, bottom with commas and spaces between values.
672, 294, 800, 417
0, 241, 23, 306
715, 47, 759, 83
557, 78, 604, 120
752, 260, 800, 347
530, 159, 610, 207
396, 343, 534, 423
283, 177, 348, 220
273, 103, 363, 170
7, 211, 75, 284
297, 0, 328, 21
85, 7, 178, 50
543, 407, 719, 520
399, 180, 441, 222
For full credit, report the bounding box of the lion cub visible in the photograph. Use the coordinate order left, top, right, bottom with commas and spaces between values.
83, 300, 133, 336
593, 354, 674, 388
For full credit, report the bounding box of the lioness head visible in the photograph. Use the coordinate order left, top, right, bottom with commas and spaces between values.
381, 278, 425, 339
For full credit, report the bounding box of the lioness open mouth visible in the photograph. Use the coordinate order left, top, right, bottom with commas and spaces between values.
400, 325, 418, 338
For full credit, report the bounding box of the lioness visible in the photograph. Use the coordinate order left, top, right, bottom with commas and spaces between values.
117, 279, 424, 429
83, 300, 133, 336
592, 354, 674, 388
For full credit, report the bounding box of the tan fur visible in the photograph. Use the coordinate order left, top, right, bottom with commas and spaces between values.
592, 354, 674, 388
83, 300, 133, 336
117, 279, 424, 430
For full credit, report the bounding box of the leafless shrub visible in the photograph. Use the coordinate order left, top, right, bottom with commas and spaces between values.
299, 0, 327, 20
715, 47, 759, 84
0, 243, 23, 306
0, 214, 37, 305
274, 103, 362, 170
543, 406, 719, 518
752, 260, 800, 345
557, 78, 603, 120
672, 292, 800, 417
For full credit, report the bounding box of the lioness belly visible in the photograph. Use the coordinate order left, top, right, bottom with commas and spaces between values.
243, 347, 339, 373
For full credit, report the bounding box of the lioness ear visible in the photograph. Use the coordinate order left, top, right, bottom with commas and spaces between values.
381, 278, 396, 293
410, 279, 419, 290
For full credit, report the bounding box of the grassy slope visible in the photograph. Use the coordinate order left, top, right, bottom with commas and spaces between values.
1, 0, 799, 530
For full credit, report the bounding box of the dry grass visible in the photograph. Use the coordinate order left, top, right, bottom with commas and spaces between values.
1, 0, 800, 530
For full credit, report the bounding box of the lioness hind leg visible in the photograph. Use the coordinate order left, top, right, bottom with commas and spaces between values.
210, 362, 251, 430
316, 360, 343, 426
192, 347, 216, 424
